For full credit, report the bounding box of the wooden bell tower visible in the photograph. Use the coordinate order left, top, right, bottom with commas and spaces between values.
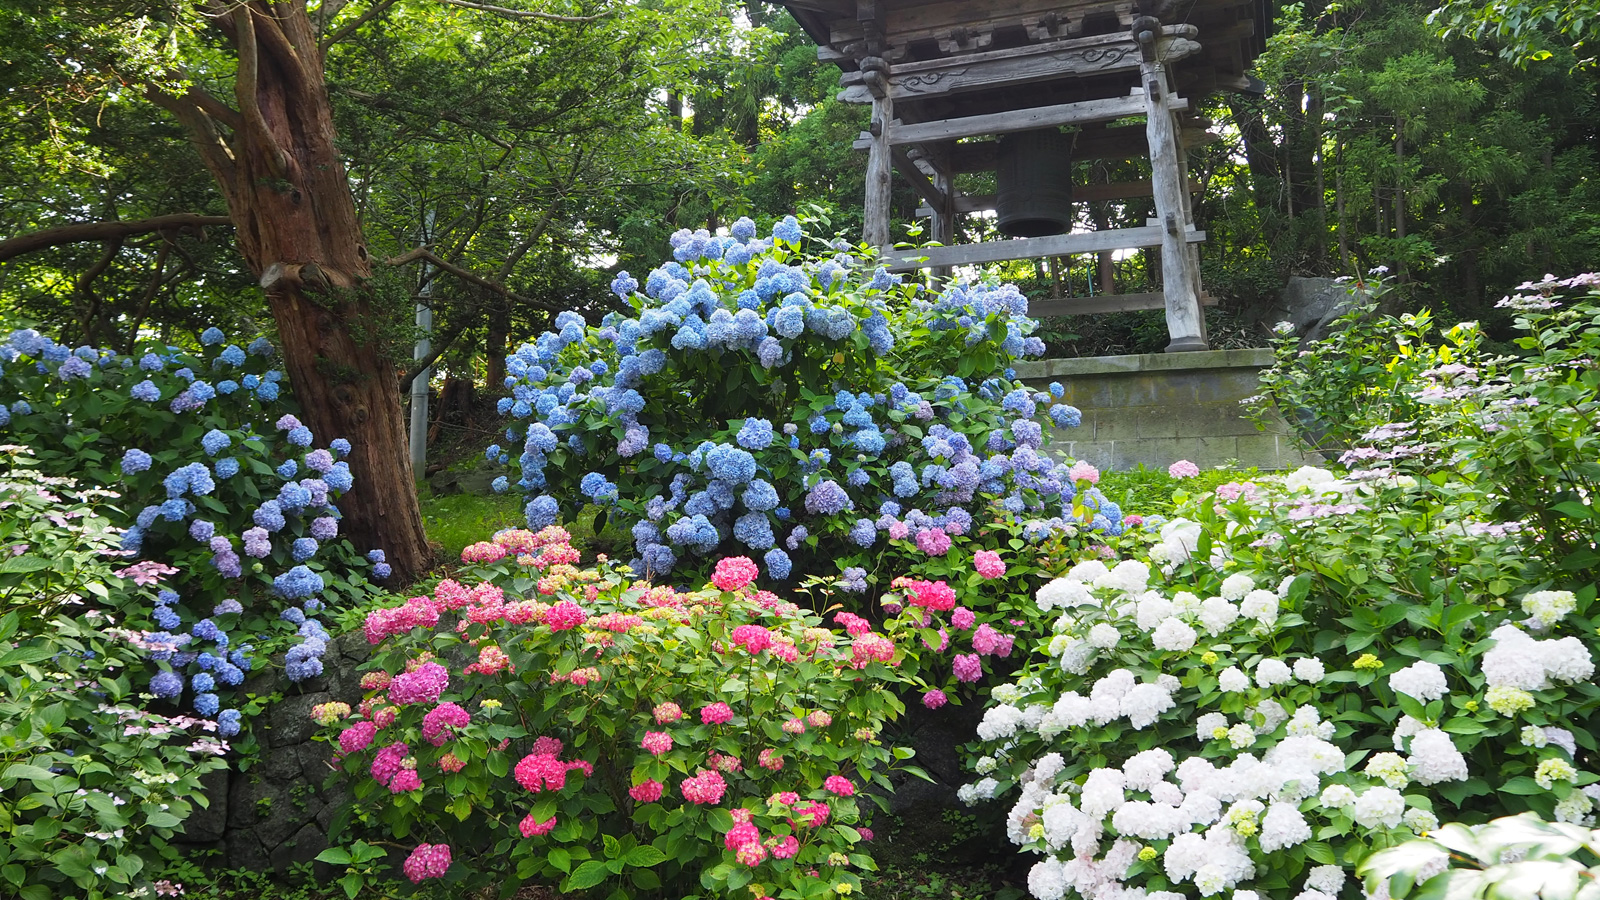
776, 0, 1269, 352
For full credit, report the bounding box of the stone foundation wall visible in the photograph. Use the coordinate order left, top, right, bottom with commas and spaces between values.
1014, 349, 1323, 472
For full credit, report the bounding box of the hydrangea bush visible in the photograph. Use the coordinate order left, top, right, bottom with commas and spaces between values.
0, 327, 388, 726
959, 464, 1597, 900
0, 448, 226, 900
487, 216, 1124, 595
319, 530, 918, 899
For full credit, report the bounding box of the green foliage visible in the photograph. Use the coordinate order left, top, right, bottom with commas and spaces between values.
0, 451, 225, 900
322, 532, 917, 898
1361, 812, 1600, 900
417, 487, 527, 562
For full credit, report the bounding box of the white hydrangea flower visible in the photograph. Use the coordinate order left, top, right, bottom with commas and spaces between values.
1412, 848, 1450, 883
1403, 808, 1440, 833
1136, 592, 1176, 631
1481, 624, 1548, 689
1067, 559, 1111, 584
1521, 589, 1577, 629
1293, 658, 1326, 682
1277, 575, 1297, 599
992, 683, 1023, 704
978, 704, 1025, 741
1052, 692, 1091, 727
1392, 714, 1426, 750
1553, 789, 1594, 824
1150, 781, 1184, 806
1172, 590, 1204, 616
1123, 748, 1176, 791
1294, 891, 1336, 900
1287, 705, 1334, 739
1320, 784, 1356, 809
1194, 864, 1228, 896
1520, 725, 1548, 748
975, 755, 997, 774
1095, 559, 1151, 595
1544, 636, 1595, 682
1235, 892, 1262, 900
1058, 638, 1095, 675
1153, 617, 1198, 652
1197, 712, 1228, 741
1046, 634, 1071, 656
1283, 466, 1337, 494
1113, 800, 1187, 840
1364, 752, 1410, 789
1408, 729, 1469, 785
1037, 577, 1095, 611
1219, 666, 1251, 693
1240, 590, 1280, 625
1389, 660, 1449, 701
1226, 723, 1255, 749
1543, 727, 1577, 757
1087, 622, 1121, 649
1255, 658, 1293, 688
1255, 700, 1290, 735
1220, 573, 1256, 601
1034, 752, 1066, 784
1258, 801, 1312, 852
1304, 865, 1345, 894
1351, 786, 1406, 828
1160, 518, 1203, 555
1041, 801, 1084, 849
1199, 596, 1240, 634
1080, 768, 1125, 818
1123, 682, 1177, 729
1535, 757, 1577, 789
1027, 859, 1067, 900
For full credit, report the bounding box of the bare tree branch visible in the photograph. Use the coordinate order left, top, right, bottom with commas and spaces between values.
145, 88, 240, 184
386, 246, 563, 311
182, 84, 244, 132
232, 6, 291, 178
321, 0, 402, 53
436, 0, 607, 23
76, 238, 124, 345
0, 215, 233, 263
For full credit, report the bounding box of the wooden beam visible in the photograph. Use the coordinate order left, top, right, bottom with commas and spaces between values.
927, 125, 1218, 170
878, 225, 1204, 271
889, 94, 1188, 146
891, 146, 949, 211
1030, 292, 1219, 317
915, 179, 1201, 216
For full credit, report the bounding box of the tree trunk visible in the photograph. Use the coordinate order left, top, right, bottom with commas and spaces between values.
486, 295, 508, 391
1227, 96, 1281, 214
172, 3, 431, 583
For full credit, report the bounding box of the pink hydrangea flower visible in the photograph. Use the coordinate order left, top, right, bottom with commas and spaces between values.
629, 779, 664, 803
907, 579, 956, 611
730, 808, 753, 824
463, 645, 513, 676
725, 822, 760, 851
653, 702, 684, 724
807, 710, 832, 728
364, 597, 440, 645
1068, 461, 1100, 484
858, 827, 874, 841
850, 633, 896, 668
711, 556, 760, 592
339, 721, 378, 755
513, 753, 567, 793
972, 624, 1008, 656
545, 601, 587, 631
402, 843, 451, 883
433, 580, 471, 609
681, 770, 727, 804
373, 706, 398, 729
530, 736, 564, 756
730, 624, 774, 654
769, 835, 800, 859
437, 752, 465, 773
915, 527, 952, 555
974, 550, 1005, 579
461, 541, 508, 564
823, 775, 855, 797
758, 748, 784, 770
833, 612, 871, 636
370, 741, 409, 786
791, 800, 830, 828
953, 653, 982, 683
951, 607, 976, 630
782, 717, 806, 735
520, 813, 557, 837
360, 671, 392, 690
736, 842, 768, 866
1168, 459, 1201, 479
922, 689, 948, 709
888, 520, 911, 540
388, 661, 449, 706
421, 702, 471, 746
701, 702, 734, 725
641, 732, 673, 755
389, 768, 422, 793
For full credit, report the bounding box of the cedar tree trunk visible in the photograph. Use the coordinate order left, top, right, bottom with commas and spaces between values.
157, 2, 431, 582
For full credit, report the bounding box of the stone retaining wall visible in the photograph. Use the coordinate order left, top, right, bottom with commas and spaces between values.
1014, 348, 1323, 472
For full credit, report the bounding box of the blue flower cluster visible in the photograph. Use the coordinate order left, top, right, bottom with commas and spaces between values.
484, 222, 1108, 584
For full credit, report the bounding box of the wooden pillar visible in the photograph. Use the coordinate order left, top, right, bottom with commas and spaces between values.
1135, 22, 1208, 352
863, 57, 894, 249
930, 164, 955, 281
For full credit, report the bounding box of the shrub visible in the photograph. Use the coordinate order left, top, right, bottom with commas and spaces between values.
1360, 812, 1600, 900
320, 531, 916, 899
0, 326, 388, 723
487, 216, 1125, 594
0, 448, 226, 900
959, 462, 1597, 900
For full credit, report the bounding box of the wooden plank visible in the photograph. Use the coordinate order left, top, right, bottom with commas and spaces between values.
878, 225, 1205, 271
1031, 292, 1219, 317
915, 179, 1201, 216
886, 94, 1187, 146
827, 0, 1145, 53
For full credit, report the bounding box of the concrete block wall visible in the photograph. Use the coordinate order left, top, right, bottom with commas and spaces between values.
1013, 349, 1323, 472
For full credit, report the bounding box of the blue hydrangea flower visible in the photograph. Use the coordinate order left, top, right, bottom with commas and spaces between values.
213, 457, 239, 480
9, 401, 29, 417
253, 501, 286, 532
733, 512, 775, 549
526, 495, 559, 529
492, 476, 509, 492
763, 547, 791, 579
218, 345, 246, 367
292, 537, 318, 562
287, 426, 312, 447
274, 565, 325, 599
59, 356, 93, 379
736, 418, 774, 450
201, 429, 231, 457
804, 479, 853, 515
192, 673, 216, 693
138, 352, 164, 371
151, 671, 183, 699
706, 444, 757, 484
194, 693, 220, 717
201, 327, 226, 345
731, 217, 757, 242
276, 459, 298, 479
257, 382, 279, 401
121, 449, 153, 475
330, 438, 351, 457
372, 563, 392, 579
772, 215, 802, 244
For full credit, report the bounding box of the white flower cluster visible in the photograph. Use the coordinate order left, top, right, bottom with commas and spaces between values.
1481, 623, 1594, 691
1388, 660, 1449, 701
1519, 589, 1577, 630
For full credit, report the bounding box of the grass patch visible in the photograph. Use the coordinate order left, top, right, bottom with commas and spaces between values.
418, 487, 527, 560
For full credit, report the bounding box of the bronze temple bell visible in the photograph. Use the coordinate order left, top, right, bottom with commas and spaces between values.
994, 129, 1076, 238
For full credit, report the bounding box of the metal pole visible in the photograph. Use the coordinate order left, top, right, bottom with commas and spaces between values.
408, 208, 434, 480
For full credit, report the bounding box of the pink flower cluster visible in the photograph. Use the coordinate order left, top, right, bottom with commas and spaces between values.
388, 661, 450, 706
1168, 459, 1201, 479
463, 645, 513, 676
906, 579, 956, 611
514, 751, 587, 793
790, 800, 830, 828
364, 596, 440, 645
758, 748, 784, 771
701, 702, 734, 725
371, 741, 410, 787
922, 689, 948, 709
1068, 461, 1100, 484
973, 550, 1005, 579
115, 560, 178, 587
950, 607, 975, 630
952, 653, 983, 683
653, 702, 684, 724
832, 612, 871, 636
680, 769, 727, 804
402, 843, 451, 883
520, 812, 558, 837
914, 527, 952, 555
823, 775, 855, 797
530, 542, 581, 569
641, 731, 673, 755
545, 600, 587, 631
971, 624, 1014, 657
1215, 481, 1260, 502
730, 624, 774, 654
433, 579, 471, 609
461, 541, 509, 563
594, 612, 643, 632
421, 702, 470, 746
711, 556, 761, 592
339, 720, 378, 755
850, 633, 896, 668
629, 778, 664, 802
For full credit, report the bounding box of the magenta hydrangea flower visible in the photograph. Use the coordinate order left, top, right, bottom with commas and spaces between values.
641, 731, 673, 755
629, 778, 664, 802
513, 753, 567, 792
653, 702, 684, 724
724, 822, 760, 851
922, 689, 948, 709
951, 607, 976, 630
730, 624, 773, 654
370, 742, 409, 786
974, 550, 1005, 579
915, 527, 952, 555
520, 813, 558, 837
972, 624, 1008, 656
389, 768, 422, 793
402, 843, 451, 883
680, 769, 727, 804
823, 775, 855, 797
421, 702, 471, 746
545, 600, 587, 631
388, 661, 449, 706
710, 556, 760, 591
339, 720, 378, 755
701, 702, 734, 725
953, 653, 983, 683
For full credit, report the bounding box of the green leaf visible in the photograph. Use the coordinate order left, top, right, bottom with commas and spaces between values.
1499, 776, 1543, 795
1551, 500, 1592, 520
565, 860, 611, 891
339, 873, 364, 899
623, 846, 667, 867
548, 848, 572, 874
315, 848, 352, 865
